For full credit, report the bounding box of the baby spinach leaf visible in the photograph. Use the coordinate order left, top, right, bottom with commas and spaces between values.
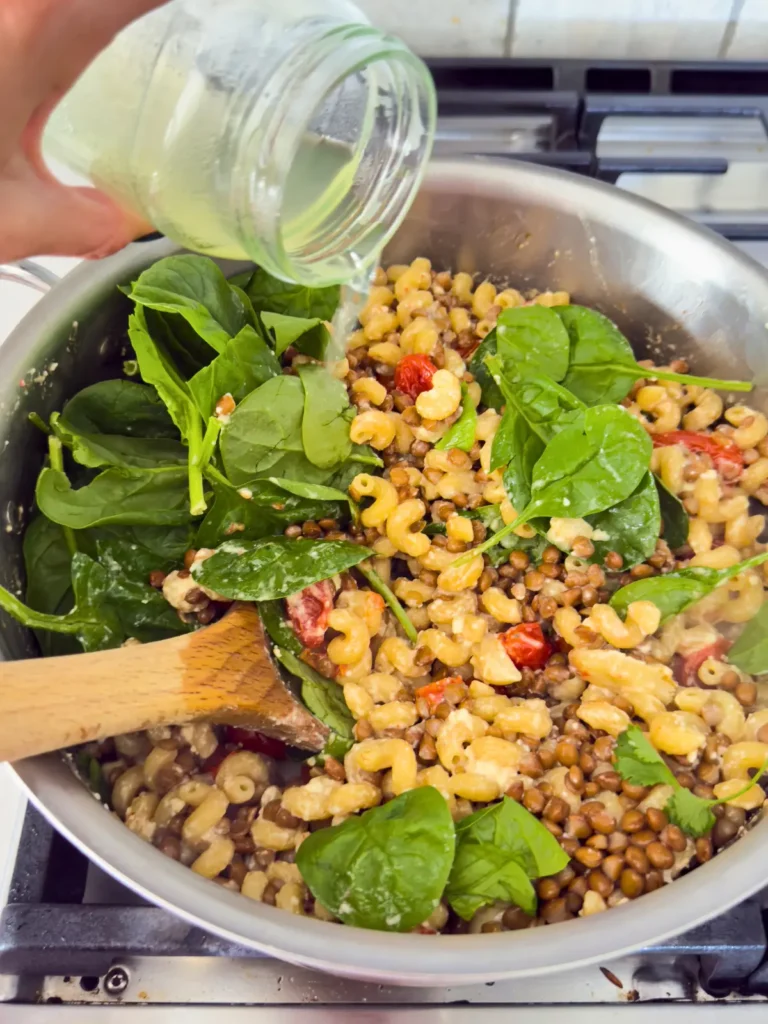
447, 843, 536, 921
357, 562, 418, 644
261, 311, 330, 359
195, 475, 347, 547
435, 384, 476, 452
297, 364, 353, 470
187, 325, 280, 419
128, 309, 207, 514
656, 477, 690, 551
141, 307, 215, 378
467, 331, 503, 410
51, 412, 188, 471
246, 268, 339, 321
36, 467, 193, 529
557, 305, 751, 406
259, 600, 303, 656
268, 478, 350, 505
93, 541, 194, 643
220, 375, 328, 485
296, 787, 455, 932
493, 409, 544, 510
488, 356, 585, 446
191, 537, 372, 601
23, 515, 73, 623
88, 524, 196, 577
495, 305, 570, 382
728, 602, 768, 675
61, 380, 178, 438
273, 647, 353, 737
461, 404, 651, 562
128, 255, 247, 353
456, 797, 569, 880
586, 471, 660, 568
610, 550, 768, 623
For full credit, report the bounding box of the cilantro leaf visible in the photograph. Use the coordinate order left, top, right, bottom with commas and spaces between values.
614, 726, 676, 788
666, 787, 716, 838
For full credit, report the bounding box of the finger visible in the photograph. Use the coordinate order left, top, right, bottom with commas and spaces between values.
0, 177, 151, 262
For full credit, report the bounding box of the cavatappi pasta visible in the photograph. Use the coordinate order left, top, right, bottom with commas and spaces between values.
79, 259, 768, 935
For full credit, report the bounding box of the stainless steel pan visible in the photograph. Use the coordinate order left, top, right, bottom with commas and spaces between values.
2, 160, 768, 985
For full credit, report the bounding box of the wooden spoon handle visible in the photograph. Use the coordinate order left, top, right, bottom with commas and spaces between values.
0, 604, 328, 762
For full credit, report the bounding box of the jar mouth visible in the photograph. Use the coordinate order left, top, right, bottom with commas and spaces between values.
234, 26, 436, 287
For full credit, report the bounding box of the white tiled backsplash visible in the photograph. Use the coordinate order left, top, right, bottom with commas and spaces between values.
357, 0, 768, 59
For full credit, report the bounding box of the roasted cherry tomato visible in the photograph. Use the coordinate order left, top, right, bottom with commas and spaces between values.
677, 637, 731, 687
652, 431, 744, 472
285, 580, 334, 648
501, 622, 553, 670
223, 726, 288, 760
394, 353, 437, 399
414, 678, 459, 712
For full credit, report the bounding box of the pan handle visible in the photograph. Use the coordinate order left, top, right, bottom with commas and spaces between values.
0, 260, 60, 294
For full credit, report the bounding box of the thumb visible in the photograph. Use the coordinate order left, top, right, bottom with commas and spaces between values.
0, 177, 152, 262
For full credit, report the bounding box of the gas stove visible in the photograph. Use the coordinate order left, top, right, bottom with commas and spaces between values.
4, 56, 768, 1017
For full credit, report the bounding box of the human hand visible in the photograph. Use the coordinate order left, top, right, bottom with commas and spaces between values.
0, 0, 165, 263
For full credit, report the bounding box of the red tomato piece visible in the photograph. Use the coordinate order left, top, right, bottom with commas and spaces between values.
394, 354, 437, 399
501, 622, 553, 670
285, 580, 335, 648
652, 431, 744, 472
678, 637, 731, 687
224, 726, 288, 760
414, 678, 455, 712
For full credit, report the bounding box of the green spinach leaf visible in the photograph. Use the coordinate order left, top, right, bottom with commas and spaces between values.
88, 524, 195, 577
490, 358, 586, 446
729, 602, 768, 675
493, 408, 544, 509
51, 412, 188, 471
296, 787, 455, 932
258, 600, 303, 656
586, 471, 660, 568
61, 380, 178, 438
191, 537, 372, 600
495, 305, 570, 381
246, 268, 339, 321
36, 467, 193, 529
447, 843, 536, 921
656, 477, 690, 551
187, 325, 280, 419
297, 364, 353, 470
23, 515, 78, 656
195, 474, 347, 547
141, 307, 215, 378
465, 404, 652, 561
467, 331, 503, 410
261, 311, 330, 359
557, 305, 751, 406
610, 550, 768, 622
220, 375, 329, 485
128, 255, 247, 353
435, 384, 476, 452
273, 647, 353, 737
456, 797, 569, 879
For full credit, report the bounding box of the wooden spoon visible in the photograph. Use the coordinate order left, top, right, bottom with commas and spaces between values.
0, 603, 329, 762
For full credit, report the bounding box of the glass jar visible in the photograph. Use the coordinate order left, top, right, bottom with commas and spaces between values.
42, 0, 436, 286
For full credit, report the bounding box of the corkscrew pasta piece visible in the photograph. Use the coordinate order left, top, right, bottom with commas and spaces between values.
393, 257, 431, 300
112, 765, 146, 818
415, 369, 462, 420
349, 410, 397, 450
633, 385, 681, 433
418, 628, 471, 667
495, 699, 553, 740
576, 701, 632, 738
375, 636, 424, 678
692, 471, 749, 524
712, 778, 766, 811
182, 788, 229, 844
724, 405, 768, 448
400, 316, 439, 355
682, 387, 722, 431
349, 473, 398, 528
582, 601, 660, 649
386, 498, 431, 558
569, 647, 678, 705
435, 708, 488, 772
675, 688, 745, 742
650, 444, 686, 494
327, 608, 370, 666
191, 837, 235, 879
336, 589, 385, 637
649, 711, 709, 757
481, 586, 523, 624
722, 741, 768, 781
745, 710, 768, 741
437, 553, 485, 593
470, 634, 523, 686
125, 792, 158, 841
353, 738, 418, 795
